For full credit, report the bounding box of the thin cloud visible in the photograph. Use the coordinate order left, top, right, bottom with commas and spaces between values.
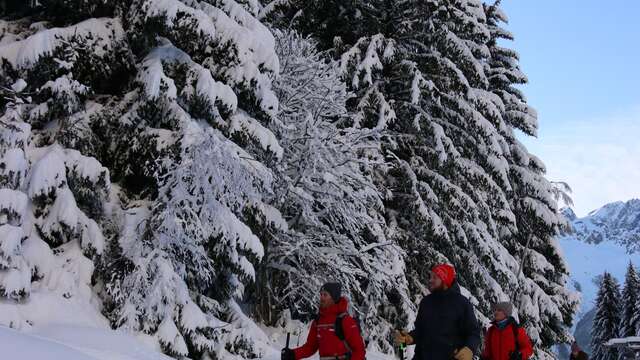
521, 106, 640, 217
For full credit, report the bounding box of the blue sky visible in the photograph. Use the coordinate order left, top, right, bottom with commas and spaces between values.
500, 1, 640, 216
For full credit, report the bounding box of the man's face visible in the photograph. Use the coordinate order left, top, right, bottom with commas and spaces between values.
494, 309, 507, 322
428, 271, 444, 291
319, 290, 335, 308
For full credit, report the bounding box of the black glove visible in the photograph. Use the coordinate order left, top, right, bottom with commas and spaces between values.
281, 348, 295, 360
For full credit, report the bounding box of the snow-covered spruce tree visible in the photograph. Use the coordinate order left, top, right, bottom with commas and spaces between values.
268, 0, 577, 355
633, 292, 640, 344
485, 0, 578, 349
1, 0, 283, 358
619, 262, 640, 340
244, 30, 413, 352
0, 15, 114, 329
591, 272, 621, 360
0, 135, 108, 307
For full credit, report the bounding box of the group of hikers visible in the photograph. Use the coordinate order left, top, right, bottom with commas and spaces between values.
281, 264, 590, 360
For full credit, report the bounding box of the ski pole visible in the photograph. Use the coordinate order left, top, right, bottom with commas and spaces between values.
286, 332, 291, 349
397, 341, 406, 360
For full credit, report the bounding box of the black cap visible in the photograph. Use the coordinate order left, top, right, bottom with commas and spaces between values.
321, 282, 341, 303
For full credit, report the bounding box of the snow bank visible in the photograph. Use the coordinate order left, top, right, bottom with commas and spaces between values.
0, 326, 96, 360
0, 290, 108, 331
0, 324, 173, 360
0, 320, 399, 360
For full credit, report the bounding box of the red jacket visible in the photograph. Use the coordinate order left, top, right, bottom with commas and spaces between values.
293, 297, 365, 360
481, 320, 533, 360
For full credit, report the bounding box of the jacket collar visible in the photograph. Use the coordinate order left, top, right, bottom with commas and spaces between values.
431, 281, 461, 296
491, 316, 517, 329
319, 297, 349, 317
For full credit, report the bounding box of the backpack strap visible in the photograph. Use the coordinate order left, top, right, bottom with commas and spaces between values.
334, 312, 352, 356
511, 320, 520, 352
335, 312, 348, 340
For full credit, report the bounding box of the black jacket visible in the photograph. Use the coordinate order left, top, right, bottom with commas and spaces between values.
409, 283, 481, 360
570, 351, 589, 360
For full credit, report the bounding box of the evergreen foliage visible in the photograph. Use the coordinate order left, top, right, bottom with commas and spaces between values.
0, 0, 577, 358
591, 272, 621, 360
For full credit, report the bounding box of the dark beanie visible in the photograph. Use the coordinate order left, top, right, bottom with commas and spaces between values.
321, 282, 341, 303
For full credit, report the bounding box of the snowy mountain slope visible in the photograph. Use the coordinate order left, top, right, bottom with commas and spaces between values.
559, 201, 640, 312
558, 235, 640, 314
557, 200, 640, 356
573, 307, 595, 354
566, 199, 640, 251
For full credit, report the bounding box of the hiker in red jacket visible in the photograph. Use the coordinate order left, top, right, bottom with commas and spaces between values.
481, 302, 533, 360
569, 341, 589, 360
281, 283, 365, 360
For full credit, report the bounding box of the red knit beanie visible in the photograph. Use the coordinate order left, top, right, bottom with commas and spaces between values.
432, 264, 456, 288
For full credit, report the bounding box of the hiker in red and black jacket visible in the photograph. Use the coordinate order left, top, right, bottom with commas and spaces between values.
481, 302, 533, 360
281, 283, 366, 360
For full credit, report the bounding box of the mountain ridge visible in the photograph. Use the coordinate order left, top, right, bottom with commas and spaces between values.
562, 199, 640, 252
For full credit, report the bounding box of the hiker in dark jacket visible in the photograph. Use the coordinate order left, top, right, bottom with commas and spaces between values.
481, 302, 533, 360
569, 341, 589, 360
281, 283, 365, 360
394, 264, 481, 360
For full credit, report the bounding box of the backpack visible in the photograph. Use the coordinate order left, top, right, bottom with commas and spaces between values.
335, 312, 364, 357
508, 320, 523, 360
334, 312, 363, 341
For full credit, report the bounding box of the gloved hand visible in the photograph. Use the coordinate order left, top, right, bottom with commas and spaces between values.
393, 330, 414, 345
453, 347, 473, 360
281, 348, 295, 360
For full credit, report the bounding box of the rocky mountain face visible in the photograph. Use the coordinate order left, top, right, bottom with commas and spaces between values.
573, 307, 596, 354
564, 199, 640, 252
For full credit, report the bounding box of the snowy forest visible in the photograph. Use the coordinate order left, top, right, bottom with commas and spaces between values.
0, 0, 579, 359
590, 264, 640, 360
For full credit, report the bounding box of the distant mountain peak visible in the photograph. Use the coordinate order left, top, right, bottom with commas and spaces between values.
568, 199, 640, 252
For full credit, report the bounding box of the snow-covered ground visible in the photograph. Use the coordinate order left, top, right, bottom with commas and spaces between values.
0, 324, 172, 360
0, 276, 396, 360
255, 316, 397, 360
0, 323, 396, 360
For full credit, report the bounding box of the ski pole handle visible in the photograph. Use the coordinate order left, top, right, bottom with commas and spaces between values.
286, 332, 291, 349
